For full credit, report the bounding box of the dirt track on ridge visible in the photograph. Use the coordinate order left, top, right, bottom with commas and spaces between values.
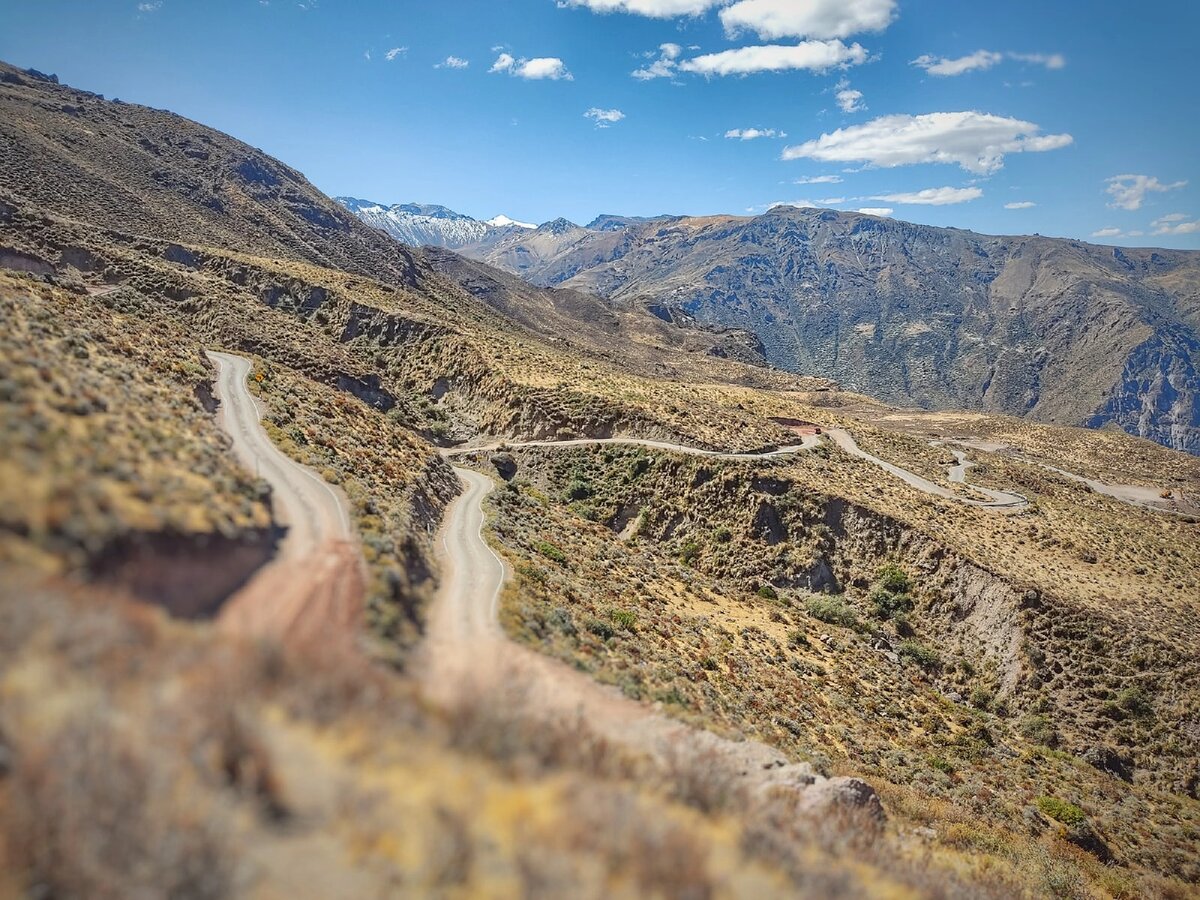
207, 351, 364, 648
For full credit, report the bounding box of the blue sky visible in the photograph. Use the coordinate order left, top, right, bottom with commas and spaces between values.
2, 0, 1197, 247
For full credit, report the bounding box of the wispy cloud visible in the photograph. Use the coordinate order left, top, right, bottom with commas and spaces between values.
585, 107, 626, 127
1105, 174, 1187, 211
680, 40, 868, 77
1004, 201, 1036, 209
783, 112, 1072, 174
834, 77, 864, 112
912, 49, 1065, 76
858, 207, 893, 216
725, 127, 785, 140
436, 56, 469, 69
136, 1, 162, 12
632, 42, 682, 80
384, 47, 408, 61
491, 52, 573, 80
870, 186, 983, 205
794, 175, 843, 185
1151, 213, 1200, 235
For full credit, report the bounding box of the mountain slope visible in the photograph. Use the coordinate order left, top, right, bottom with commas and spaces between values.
4, 60, 1200, 899
463, 207, 1200, 454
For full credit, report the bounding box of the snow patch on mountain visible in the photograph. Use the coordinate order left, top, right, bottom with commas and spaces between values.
335, 197, 540, 249
486, 214, 537, 229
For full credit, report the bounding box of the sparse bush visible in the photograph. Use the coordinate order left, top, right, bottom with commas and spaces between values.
1036, 796, 1086, 827
609, 609, 638, 631
787, 629, 810, 649
757, 584, 779, 601
876, 564, 911, 594
586, 618, 615, 640
564, 478, 592, 501
1019, 715, 1058, 747
536, 541, 568, 565
678, 541, 700, 566
712, 527, 733, 543
869, 564, 914, 620
806, 595, 858, 629
898, 640, 940, 671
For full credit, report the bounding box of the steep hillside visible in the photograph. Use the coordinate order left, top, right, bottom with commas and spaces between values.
462, 207, 1200, 454
4, 60, 1200, 898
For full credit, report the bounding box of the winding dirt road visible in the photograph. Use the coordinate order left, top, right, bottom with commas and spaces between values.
444, 433, 822, 460
828, 429, 1028, 510
422, 464, 882, 817
207, 351, 364, 647
451, 429, 1028, 511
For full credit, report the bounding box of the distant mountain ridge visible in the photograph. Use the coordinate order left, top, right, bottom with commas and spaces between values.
335, 196, 537, 249
455, 206, 1200, 455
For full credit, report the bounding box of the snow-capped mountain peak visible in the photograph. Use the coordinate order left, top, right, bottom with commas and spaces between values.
485, 214, 536, 230
335, 197, 543, 248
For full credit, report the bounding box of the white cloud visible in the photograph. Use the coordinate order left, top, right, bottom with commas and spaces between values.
725, 127, 784, 140
834, 78, 864, 113
782, 112, 1073, 174
1152, 214, 1200, 235
870, 186, 982, 205
632, 42, 683, 80
1004, 201, 1036, 209
913, 49, 1065, 76
794, 175, 843, 184
1009, 52, 1066, 70
436, 56, 469, 69
719, 0, 897, 40
1091, 227, 1122, 238
585, 107, 626, 127
912, 50, 1002, 76
363, 50, 372, 62
679, 40, 868, 77
384, 47, 408, 61
491, 53, 573, 80
1105, 175, 1187, 211
858, 207, 893, 216
558, 0, 718, 16
137, 1, 162, 11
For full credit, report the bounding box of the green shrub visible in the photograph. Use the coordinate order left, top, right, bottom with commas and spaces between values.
806, 595, 858, 629
535, 541, 568, 565
876, 563, 911, 594
787, 629, 810, 649
1036, 796, 1086, 827
678, 541, 701, 565
712, 526, 733, 543
586, 618, 615, 640
969, 685, 994, 709
609, 609, 638, 631
869, 587, 913, 620
1116, 685, 1153, 717
898, 640, 940, 671
928, 756, 955, 774
870, 564, 914, 620
756, 585, 779, 601
564, 478, 592, 501
1018, 714, 1058, 747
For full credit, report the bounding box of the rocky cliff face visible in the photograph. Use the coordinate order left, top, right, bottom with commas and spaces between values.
464, 207, 1200, 454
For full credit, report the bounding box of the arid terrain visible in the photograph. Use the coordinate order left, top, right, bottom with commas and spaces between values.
2, 59, 1199, 899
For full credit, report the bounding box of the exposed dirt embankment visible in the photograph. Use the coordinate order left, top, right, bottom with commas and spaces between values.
824, 500, 1030, 698
89, 528, 279, 619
